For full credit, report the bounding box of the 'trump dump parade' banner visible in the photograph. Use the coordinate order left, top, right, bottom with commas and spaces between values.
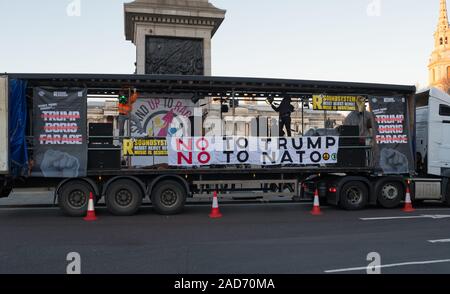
168, 136, 339, 167
32, 88, 87, 177
369, 96, 414, 174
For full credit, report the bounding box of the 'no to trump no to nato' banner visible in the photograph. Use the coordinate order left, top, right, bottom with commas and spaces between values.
168, 136, 339, 167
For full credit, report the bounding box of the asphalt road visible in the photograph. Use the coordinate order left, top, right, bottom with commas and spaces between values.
1, 195, 450, 274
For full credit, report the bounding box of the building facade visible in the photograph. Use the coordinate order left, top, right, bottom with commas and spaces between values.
208, 101, 345, 137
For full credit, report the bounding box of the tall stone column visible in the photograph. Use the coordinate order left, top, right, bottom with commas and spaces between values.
124, 0, 226, 75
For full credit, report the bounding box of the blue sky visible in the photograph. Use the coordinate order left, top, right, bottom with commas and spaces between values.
0, 0, 441, 87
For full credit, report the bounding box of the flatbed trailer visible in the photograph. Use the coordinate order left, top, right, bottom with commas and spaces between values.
2, 73, 448, 216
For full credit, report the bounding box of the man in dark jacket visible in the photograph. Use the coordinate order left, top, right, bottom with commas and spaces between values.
270, 97, 294, 137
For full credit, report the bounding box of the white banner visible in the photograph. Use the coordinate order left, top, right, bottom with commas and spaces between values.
168, 136, 339, 167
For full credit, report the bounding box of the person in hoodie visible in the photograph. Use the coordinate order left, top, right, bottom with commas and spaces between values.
269, 97, 295, 137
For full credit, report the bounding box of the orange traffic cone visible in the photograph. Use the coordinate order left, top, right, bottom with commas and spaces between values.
402, 183, 415, 212
209, 191, 222, 219
84, 192, 98, 221
311, 189, 322, 216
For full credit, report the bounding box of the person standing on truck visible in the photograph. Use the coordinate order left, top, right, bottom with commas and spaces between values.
343, 96, 374, 140
343, 96, 377, 166
118, 89, 139, 139
269, 96, 294, 137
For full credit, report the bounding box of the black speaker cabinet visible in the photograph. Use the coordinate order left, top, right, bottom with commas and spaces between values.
337, 149, 366, 168
88, 150, 121, 170
338, 125, 359, 146
337, 125, 366, 167
89, 123, 113, 148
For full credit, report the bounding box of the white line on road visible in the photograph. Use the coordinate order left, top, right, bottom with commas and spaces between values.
361, 216, 425, 221
0, 207, 59, 211
360, 215, 450, 221
325, 259, 450, 273
188, 202, 317, 207
415, 208, 450, 211
428, 239, 450, 243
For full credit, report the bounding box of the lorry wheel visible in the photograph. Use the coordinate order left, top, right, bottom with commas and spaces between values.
58, 180, 91, 217
105, 179, 143, 216
377, 181, 404, 209
445, 182, 450, 207
0, 185, 12, 198
339, 181, 368, 210
151, 180, 187, 215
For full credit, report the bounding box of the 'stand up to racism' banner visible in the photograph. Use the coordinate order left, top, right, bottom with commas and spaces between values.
32, 88, 87, 178
369, 96, 414, 174
130, 95, 194, 167
168, 137, 339, 167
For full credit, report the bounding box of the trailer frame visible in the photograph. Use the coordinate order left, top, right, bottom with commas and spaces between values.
1, 73, 420, 215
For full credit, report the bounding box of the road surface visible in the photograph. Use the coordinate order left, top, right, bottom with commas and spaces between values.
1, 192, 450, 274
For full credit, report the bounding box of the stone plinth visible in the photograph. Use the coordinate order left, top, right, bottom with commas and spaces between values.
124, 0, 226, 75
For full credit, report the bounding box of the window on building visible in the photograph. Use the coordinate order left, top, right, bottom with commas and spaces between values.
441, 38, 444, 45
440, 104, 450, 116
446, 37, 448, 44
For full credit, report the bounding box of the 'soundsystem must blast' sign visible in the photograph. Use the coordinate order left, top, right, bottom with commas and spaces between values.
312, 95, 358, 111
168, 136, 339, 167
32, 88, 87, 178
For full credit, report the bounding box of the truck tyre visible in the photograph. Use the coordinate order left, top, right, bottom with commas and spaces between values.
377, 181, 404, 209
105, 179, 143, 216
58, 180, 92, 217
151, 180, 187, 215
0, 183, 12, 198
339, 181, 369, 210
445, 182, 450, 207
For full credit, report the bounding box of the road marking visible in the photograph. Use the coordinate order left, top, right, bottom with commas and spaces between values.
428, 239, 450, 243
361, 215, 450, 221
325, 259, 450, 273
188, 202, 317, 207
0, 207, 59, 211
415, 208, 450, 211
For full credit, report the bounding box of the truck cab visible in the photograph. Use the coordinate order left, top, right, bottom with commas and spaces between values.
414, 88, 450, 203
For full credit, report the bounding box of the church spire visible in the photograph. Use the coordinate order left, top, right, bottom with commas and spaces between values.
429, 0, 450, 89
438, 0, 449, 30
